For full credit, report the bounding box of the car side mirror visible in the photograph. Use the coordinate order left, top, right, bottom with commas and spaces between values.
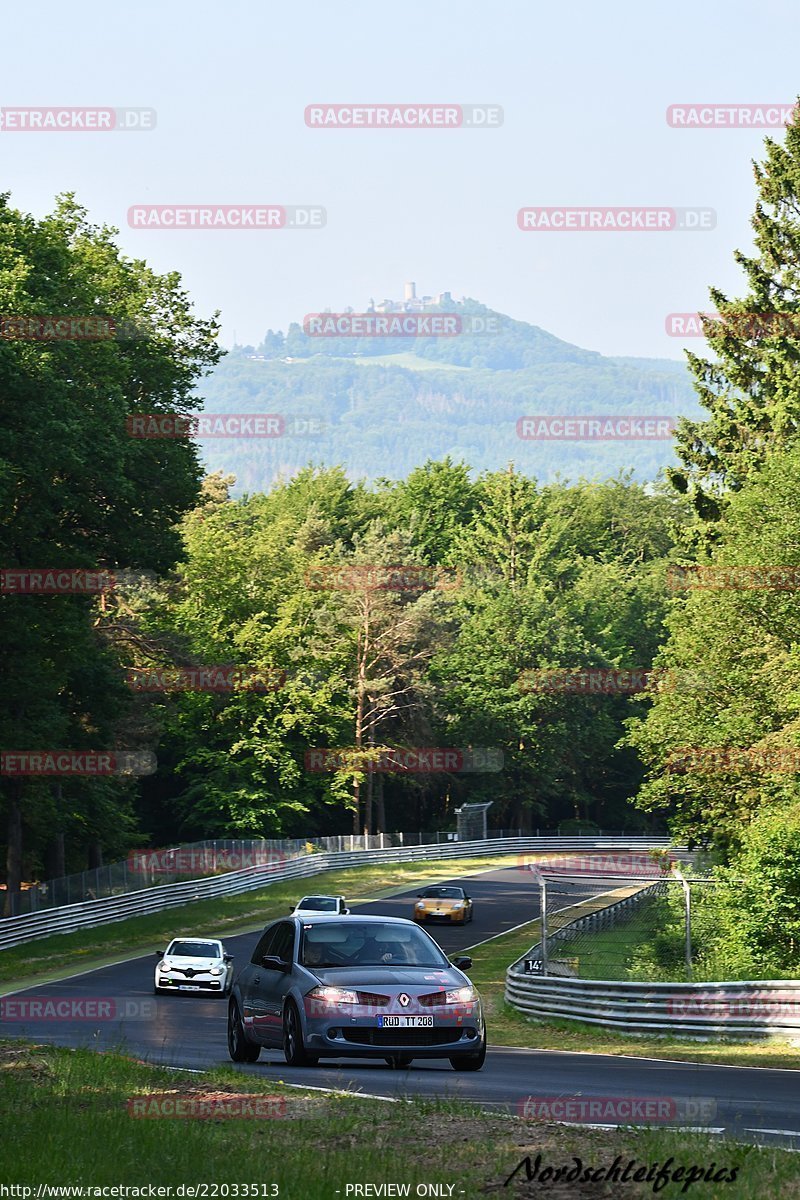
155, 950, 164, 959
288, 906, 295, 914
451, 955, 472, 971
342, 908, 350, 915
261, 955, 290, 973
223, 954, 233, 962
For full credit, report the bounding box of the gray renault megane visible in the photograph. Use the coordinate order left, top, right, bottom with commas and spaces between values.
227, 914, 486, 1070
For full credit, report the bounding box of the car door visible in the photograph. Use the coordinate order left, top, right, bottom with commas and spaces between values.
257, 921, 297, 1046
241, 925, 280, 1044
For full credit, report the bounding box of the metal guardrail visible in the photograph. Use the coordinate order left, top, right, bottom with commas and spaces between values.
505, 884, 800, 1041
518, 881, 665, 976
4, 827, 638, 915
0, 836, 675, 950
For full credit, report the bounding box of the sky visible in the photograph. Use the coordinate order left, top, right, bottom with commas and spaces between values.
2, 0, 799, 360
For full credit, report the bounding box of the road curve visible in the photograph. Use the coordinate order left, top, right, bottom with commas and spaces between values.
2, 865, 799, 1149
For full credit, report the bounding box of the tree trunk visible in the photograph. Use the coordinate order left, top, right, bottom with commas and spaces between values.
4, 780, 23, 916
88, 840, 103, 870
375, 771, 385, 834
46, 831, 66, 879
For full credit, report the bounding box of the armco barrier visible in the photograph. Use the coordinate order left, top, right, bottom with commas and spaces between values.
506, 888, 800, 1042
518, 881, 665, 976
0, 836, 676, 950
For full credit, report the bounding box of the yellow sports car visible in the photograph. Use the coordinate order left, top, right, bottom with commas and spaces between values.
413, 885, 474, 925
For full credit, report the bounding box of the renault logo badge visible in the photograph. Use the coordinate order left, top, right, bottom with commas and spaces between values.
398, 993, 410, 1007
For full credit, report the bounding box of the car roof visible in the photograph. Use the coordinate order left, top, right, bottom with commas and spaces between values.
168, 936, 222, 947
288, 913, 415, 926
297, 894, 342, 902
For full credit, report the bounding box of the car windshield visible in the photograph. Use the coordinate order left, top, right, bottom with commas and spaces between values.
168, 941, 219, 958
300, 921, 449, 968
422, 887, 463, 899
298, 897, 338, 911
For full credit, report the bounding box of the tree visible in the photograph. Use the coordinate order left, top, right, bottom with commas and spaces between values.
0, 194, 221, 907
670, 106, 800, 524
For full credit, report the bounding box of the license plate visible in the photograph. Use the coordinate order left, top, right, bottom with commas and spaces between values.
378, 1015, 434, 1028
179, 984, 202, 991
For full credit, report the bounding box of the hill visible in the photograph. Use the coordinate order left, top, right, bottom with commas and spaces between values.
194, 298, 699, 491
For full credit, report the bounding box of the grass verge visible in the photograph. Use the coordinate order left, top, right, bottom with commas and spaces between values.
1, 1041, 798, 1198
470, 915, 800, 1071
0, 855, 511, 990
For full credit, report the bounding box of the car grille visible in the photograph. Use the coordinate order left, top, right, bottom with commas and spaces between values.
354, 992, 390, 1006
340, 1029, 464, 1047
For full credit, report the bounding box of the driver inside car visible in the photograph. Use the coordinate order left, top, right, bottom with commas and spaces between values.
351, 935, 395, 964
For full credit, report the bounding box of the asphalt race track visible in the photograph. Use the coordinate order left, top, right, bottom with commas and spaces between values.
3, 864, 800, 1149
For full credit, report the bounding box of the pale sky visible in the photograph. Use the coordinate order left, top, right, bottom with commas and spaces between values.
2, 0, 798, 360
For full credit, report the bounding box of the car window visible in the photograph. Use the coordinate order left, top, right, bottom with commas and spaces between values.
271, 922, 295, 963
297, 896, 337, 911
422, 887, 463, 899
250, 925, 279, 965
301, 921, 448, 968
168, 940, 219, 957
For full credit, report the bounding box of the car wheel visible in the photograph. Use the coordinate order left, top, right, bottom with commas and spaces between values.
227, 999, 260, 1063
384, 1055, 413, 1069
450, 1037, 486, 1072
283, 1001, 319, 1067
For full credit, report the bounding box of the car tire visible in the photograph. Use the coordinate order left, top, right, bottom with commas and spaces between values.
384, 1055, 413, 1069
283, 1000, 319, 1067
227, 999, 260, 1063
450, 1037, 486, 1072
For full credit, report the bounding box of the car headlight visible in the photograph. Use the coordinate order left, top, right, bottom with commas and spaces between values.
209, 966, 224, 976
451, 901, 463, 908
306, 986, 359, 1005
157, 962, 170, 972
415, 901, 425, 908
445, 986, 474, 1004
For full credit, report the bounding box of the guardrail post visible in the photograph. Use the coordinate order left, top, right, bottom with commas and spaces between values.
539, 875, 549, 976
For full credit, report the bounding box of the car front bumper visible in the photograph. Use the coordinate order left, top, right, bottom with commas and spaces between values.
155, 974, 227, 991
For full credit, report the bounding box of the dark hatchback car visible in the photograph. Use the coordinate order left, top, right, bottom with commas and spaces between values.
227, 914, 486, 1071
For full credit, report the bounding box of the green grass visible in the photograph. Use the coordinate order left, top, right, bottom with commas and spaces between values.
470, 910, 800, 1071
2, 1042, 797, 1197
0, 856, 512, 990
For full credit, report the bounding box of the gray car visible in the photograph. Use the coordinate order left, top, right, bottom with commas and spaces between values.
227, 914, 486, 1071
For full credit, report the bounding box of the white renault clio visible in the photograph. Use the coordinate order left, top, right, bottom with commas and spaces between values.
154, 937, 233, 996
